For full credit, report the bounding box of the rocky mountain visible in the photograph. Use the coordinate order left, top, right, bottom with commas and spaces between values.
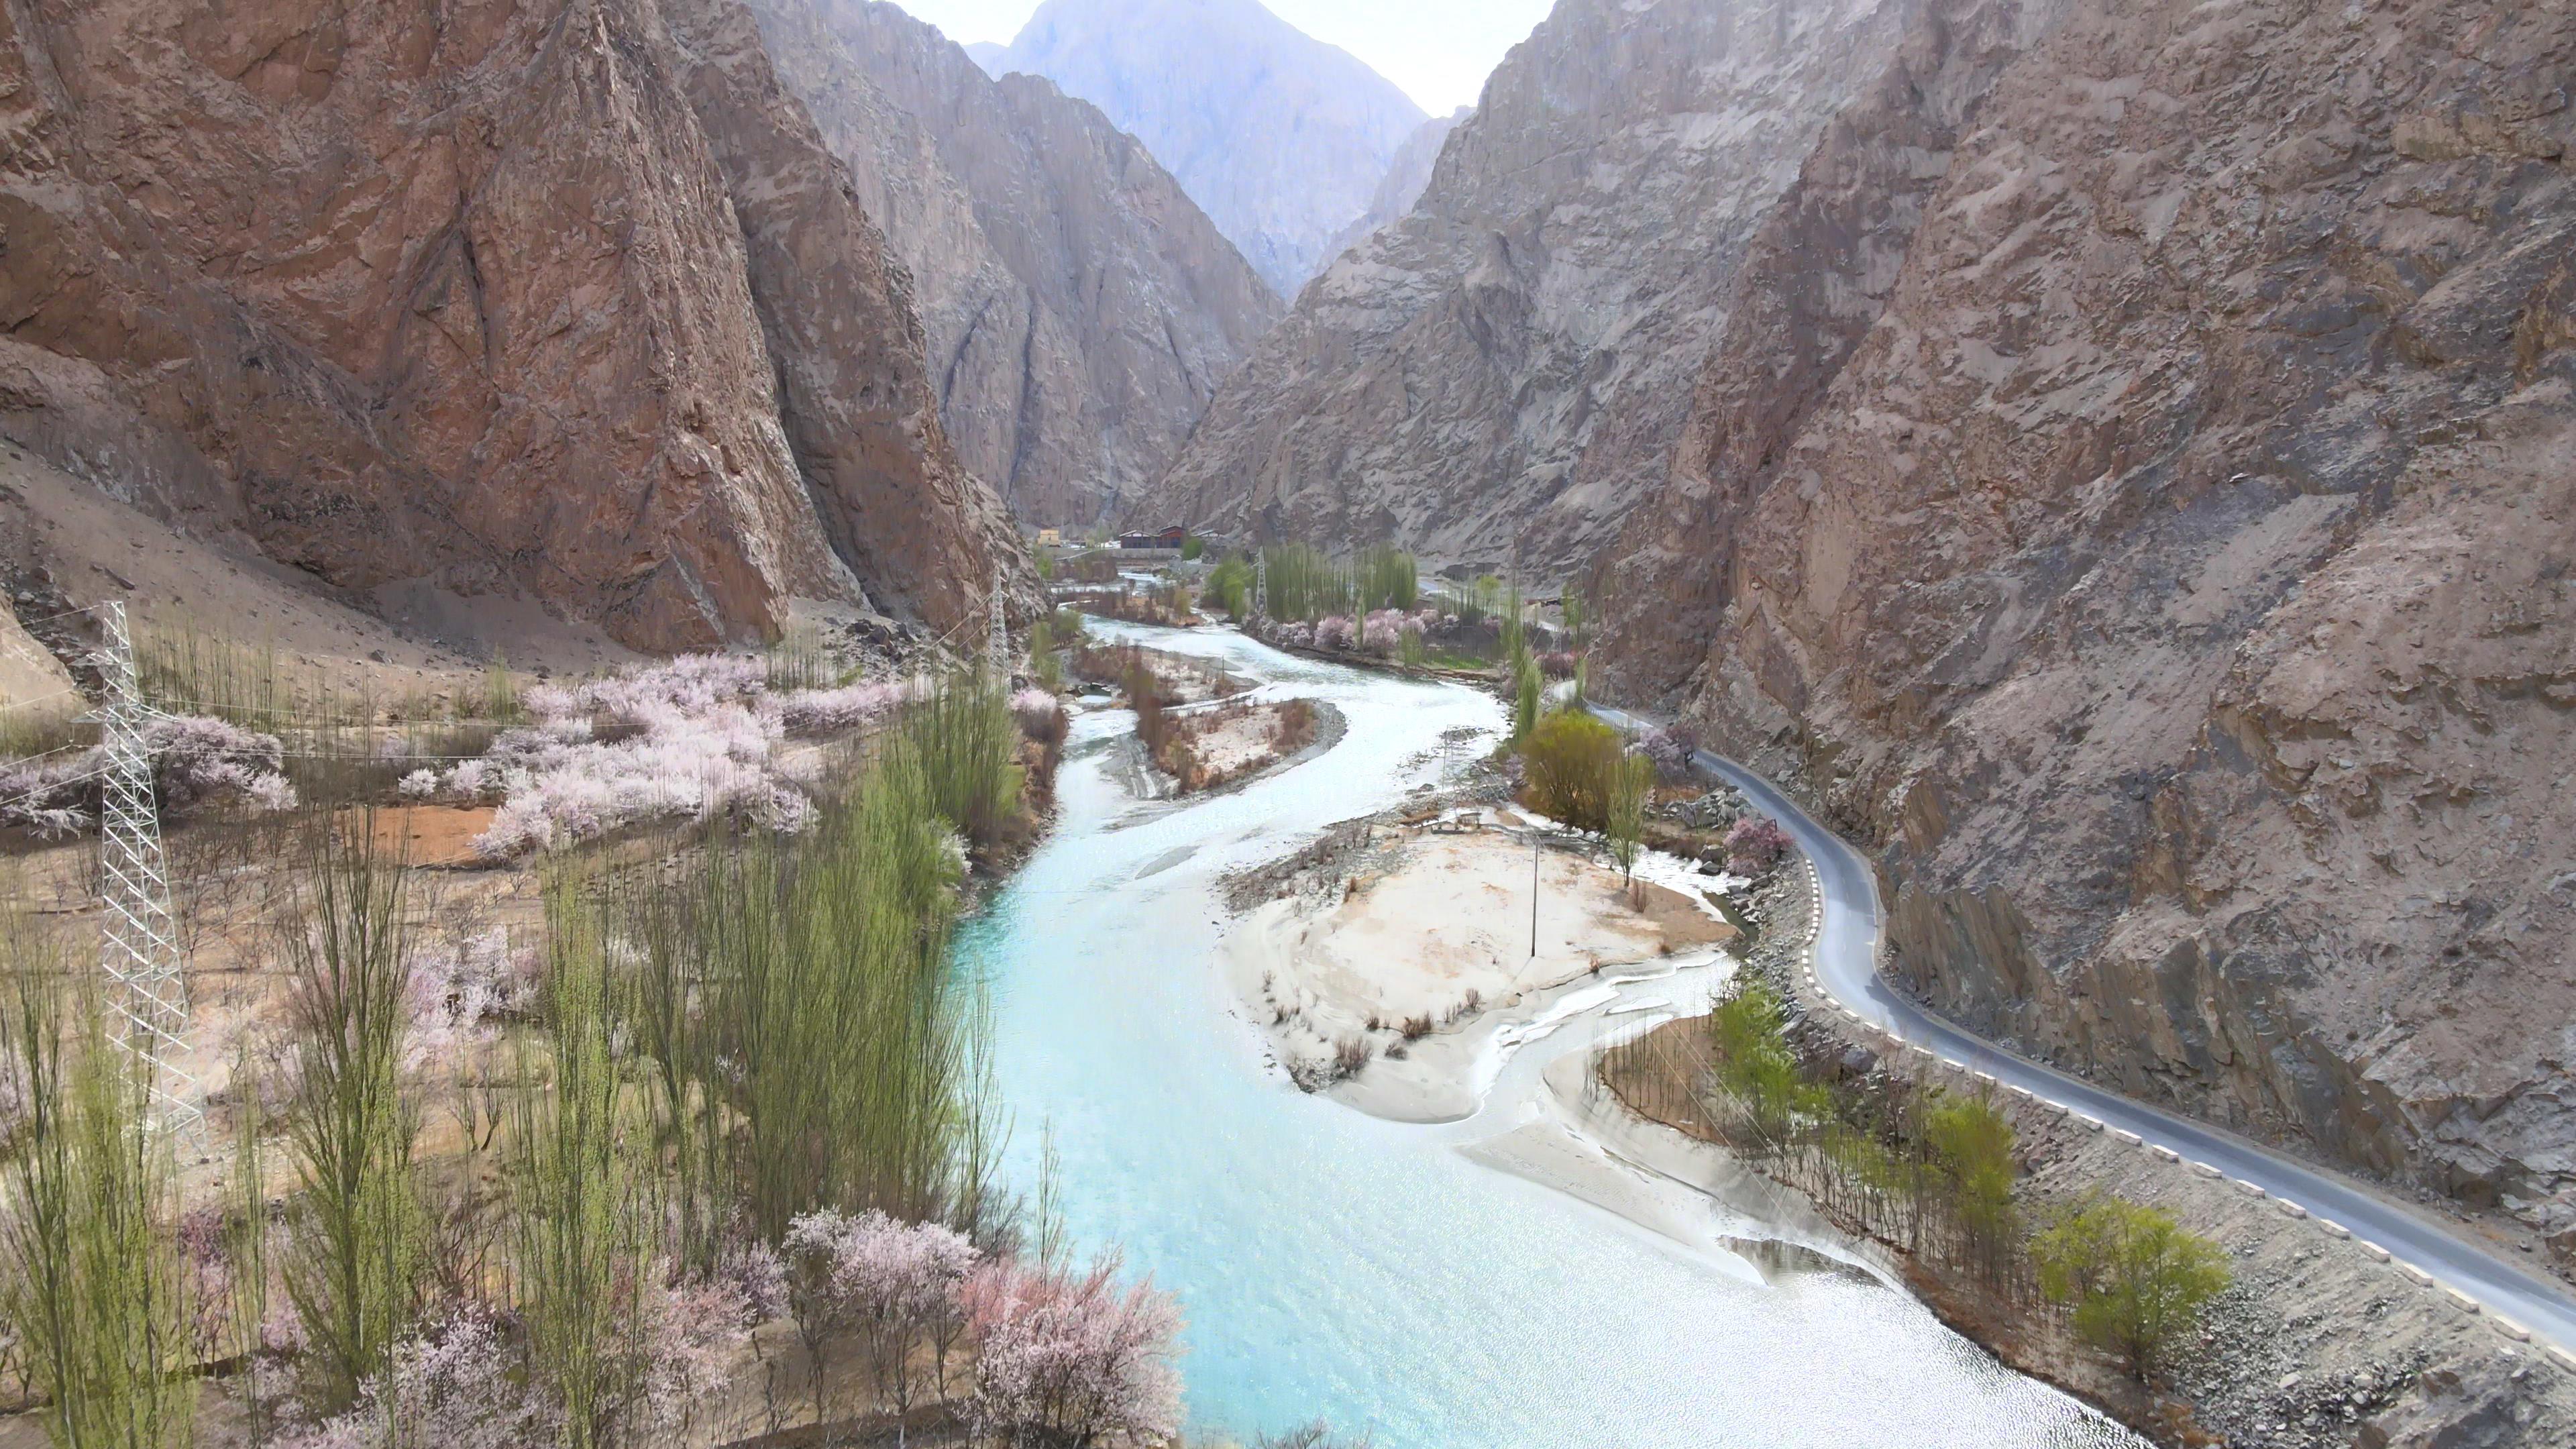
746, 0, 1280, 529
995, 0, 1426, 299
1320, 107, 1470, 268
1598, 0, 2576, 1257
1138, 0, 1916, 575
0, 0, 1034, 653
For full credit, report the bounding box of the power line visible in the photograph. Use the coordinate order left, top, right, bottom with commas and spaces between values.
4, 600, 107, 630
0, 765, 110, 814
0, 687, 86, 716
0, 739, 101, 777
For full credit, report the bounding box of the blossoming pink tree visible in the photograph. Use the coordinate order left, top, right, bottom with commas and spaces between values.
1358, 610, 1403, 655
783, 1209, 979, 1446
0, 712, 296, 835
1725, 816, 1794, 876
278, 1309, 553, 1449
275, 1270, 754, 1449
404, 655, 926, 859
961, 1252, 1183, 1449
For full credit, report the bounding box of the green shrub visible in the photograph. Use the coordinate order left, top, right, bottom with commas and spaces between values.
1925, 1091, 2020, 1279
277, 813, 427, 1409
513, 872, 651, 1449
1607, 751, 1652, 883
1704, 979, 1827, 1147
1356, 545, 1416, 612
2033, 1194, 2231, 1379
904, 670, 1024, 851
649, 743, 982, 1237
1028, 618, 1065, 692
1260, 543, 1353, 622
1205, 555, 1254, 619
1180, 535, 1204, 561
1521, 710, 1623, 830
486, 646, 524, 722
1, 919, 197, 1449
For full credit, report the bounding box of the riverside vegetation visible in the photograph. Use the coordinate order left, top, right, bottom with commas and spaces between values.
1602, 979, 2232, 1387
1201, 543, 1566, 678
0, 629, 1377, 1447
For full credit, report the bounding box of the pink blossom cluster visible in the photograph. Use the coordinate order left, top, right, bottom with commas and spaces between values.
777, 1209, 1182, 1446
962, 1253, 1184, 1448
1725, 815, 1795, 875
278, 1308, 554, 1449
1640, 727, 1695, 782
784, 1209, 979, 1324
0, 712, 295, 837
1269, 621, 1316, 650
761, 679, 916, 736
1359, 610, 1404, 654
406, 926, 539, 1059
0, 747, 102, 837
1312, 616, 1354, 651
629, 1269, 759, 1436
524, 653, 769, 722
276, 1268, 755, 1449
401, 655, 916, 859
1009, 688, 1065, 741
787, 1208, 979, 1429
148, 714, 298, 812
466, 704, 804, 859
1538, 650, 1578, 680
721, 1240, 791, 1324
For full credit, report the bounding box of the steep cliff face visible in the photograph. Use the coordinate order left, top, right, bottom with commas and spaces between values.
1320, 107, 1470, 270
0, 0, 1032, 652
996, 0, 1426, 299
1602, 0, 2576, 1254
1139, 0, 1916, 576
748, 0, 1279, 529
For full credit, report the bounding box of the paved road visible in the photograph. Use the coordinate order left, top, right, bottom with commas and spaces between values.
1585, 703, 2576, 1360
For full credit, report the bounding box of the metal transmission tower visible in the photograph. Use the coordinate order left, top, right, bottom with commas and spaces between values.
987, 566, 1010, 673
94, 601, 200, 1132
1254, 549, 1268, 619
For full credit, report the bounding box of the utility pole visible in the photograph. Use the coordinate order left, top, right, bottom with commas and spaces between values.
95, 600, 200, 1133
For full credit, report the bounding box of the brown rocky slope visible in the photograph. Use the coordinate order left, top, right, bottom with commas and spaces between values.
1137, 0, 1918, 576
747, 0, 1279, 530
1599, 0, 2576, 1262
0, 0, 1035, 653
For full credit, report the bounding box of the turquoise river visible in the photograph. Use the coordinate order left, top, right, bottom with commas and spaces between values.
955, 621, 2144, 1448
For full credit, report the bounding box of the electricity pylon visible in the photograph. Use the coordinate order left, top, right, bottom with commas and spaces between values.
989, 566, 1010, 672
94, 601, 200, 1132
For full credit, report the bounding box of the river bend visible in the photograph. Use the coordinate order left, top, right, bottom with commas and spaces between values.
958, 623, 2140, 1448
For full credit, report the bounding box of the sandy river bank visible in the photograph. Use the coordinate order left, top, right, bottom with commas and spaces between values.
1221, 809, 1737, 1118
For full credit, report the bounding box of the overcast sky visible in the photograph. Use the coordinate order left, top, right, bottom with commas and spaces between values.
888, 0, 1554, 115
